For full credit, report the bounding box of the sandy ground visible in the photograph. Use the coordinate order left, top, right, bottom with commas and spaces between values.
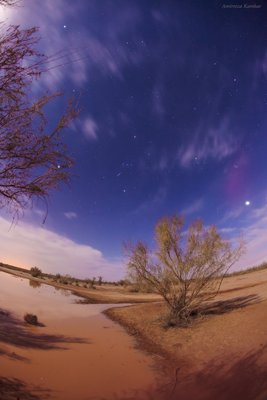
1, 264, 267, 399
107, 269, 267, 400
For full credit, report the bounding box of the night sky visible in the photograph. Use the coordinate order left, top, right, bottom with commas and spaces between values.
0, 0, 266, 279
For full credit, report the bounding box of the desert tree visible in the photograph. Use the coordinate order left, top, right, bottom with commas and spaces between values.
126, 261, 154, 293
0, 8, 77, 216
125, 215, 244, 325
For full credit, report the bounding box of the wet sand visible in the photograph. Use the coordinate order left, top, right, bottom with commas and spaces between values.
1, 266, 267, 399
0, 272, 170, 400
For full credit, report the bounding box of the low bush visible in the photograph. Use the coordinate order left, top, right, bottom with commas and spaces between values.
24, 313, 44, 326
30, 266, 42, 277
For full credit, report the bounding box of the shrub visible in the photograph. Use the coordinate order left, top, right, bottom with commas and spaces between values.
30, 266, 42, 277
125, 215, 244, 326
24, 313, 40, 326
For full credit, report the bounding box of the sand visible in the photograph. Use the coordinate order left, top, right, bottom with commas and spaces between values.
1, 264, 267, 399
107, 269, 267, 399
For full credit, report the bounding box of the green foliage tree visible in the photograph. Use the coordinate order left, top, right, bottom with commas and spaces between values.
0, 2, 77, 216
126, 215, 244, 325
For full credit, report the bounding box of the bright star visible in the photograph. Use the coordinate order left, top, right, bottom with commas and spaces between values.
245, 201, 250, 206
63, 25, 67, 29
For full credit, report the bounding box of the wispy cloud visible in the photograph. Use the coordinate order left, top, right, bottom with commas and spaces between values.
82, 117, 98, 140
231, 202, 267, 270
0, 216, 123, 280
261, 50, 267, 80
133, 186, 167, 215
222, 206, 245, 222
7, 0, 144, 91
181, 198, 203, 216
64, 211, 77, 220
152, 84, 164, 119
178, 118, 238, 168
219, 227, 237, 234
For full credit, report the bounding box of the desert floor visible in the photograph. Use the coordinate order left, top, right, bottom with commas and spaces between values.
107, 268, 267, 399
0, 265, 267, 399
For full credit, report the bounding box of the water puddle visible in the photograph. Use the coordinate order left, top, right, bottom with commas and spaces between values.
0, 272, 169, 399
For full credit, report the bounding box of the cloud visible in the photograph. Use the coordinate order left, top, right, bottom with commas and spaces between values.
181, 198, 203, 216
64, 211, 77, 220
0, 216, 123, 280
261, 50, 267, 80
230, 202, 267, 270
82, 117, 98, 140
222, 206, 245, 222
219, 227, 237, 234
132, 186, 167, 215
6, 0, 144, 91
152, 84, 164, 118
178, 118, 238, 168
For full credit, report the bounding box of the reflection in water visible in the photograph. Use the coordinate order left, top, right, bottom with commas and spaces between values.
53, 285, 71, 296
29, 280, 41, 289
0, 272, 167, 400
0, 376, 50, 400
0, 346, 29, 363
0, 308, 88, 350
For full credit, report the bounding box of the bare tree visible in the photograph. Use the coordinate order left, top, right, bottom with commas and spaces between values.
0, 15, 77, 216
0, 0, 18, 5
126, 215, 244, 325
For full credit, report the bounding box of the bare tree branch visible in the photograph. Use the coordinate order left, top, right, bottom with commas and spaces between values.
0, 20, 78, 217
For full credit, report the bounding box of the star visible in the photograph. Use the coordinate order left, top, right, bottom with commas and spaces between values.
63, 25, 67, 29
245, 201, 251, 206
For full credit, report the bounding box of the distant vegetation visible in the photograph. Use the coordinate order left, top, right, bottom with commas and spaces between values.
1, 259, 267, 296
226, 261, 267, 277
30, 266, 42, 277
0, 263, 127, 288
